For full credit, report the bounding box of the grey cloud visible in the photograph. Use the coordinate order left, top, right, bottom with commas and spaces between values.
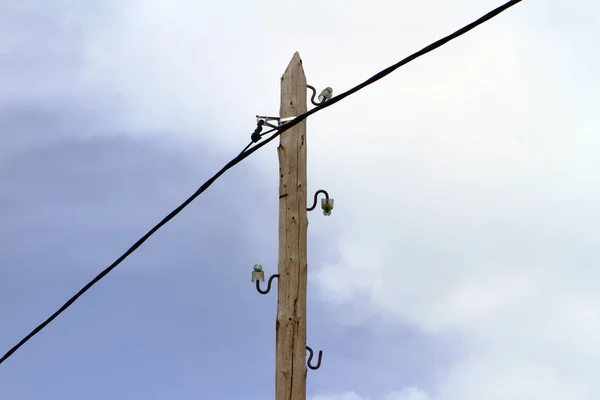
0, 103, 278, 399
0, 3, 81, 103
0, 102, 448, 398
0, 1, 484, 397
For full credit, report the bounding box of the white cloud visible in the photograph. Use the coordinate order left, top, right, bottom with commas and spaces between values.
74, 0, 600, 398
311, 388, 430, 400
385, 388, 431, 400
310, 392, 364, 400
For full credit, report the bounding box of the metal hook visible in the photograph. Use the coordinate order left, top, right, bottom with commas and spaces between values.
307, 189, 329, 211
307, 85, 321, 106
307, 189, 334, 216
307, 85, 333, 106
256, 274, 279, 295
306, 345, 323, 370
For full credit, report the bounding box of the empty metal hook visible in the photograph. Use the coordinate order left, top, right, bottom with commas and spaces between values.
306, 345, 323, 370
256, 274, 279, 295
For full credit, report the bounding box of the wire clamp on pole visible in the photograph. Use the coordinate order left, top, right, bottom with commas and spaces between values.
256, 115, 280, 129
251, 120, 264, 143
256, 115, 300, 128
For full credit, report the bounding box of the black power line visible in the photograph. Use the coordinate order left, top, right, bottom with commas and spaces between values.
0, 0, 523, 366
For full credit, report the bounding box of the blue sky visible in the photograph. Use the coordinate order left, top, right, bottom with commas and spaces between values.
2, 1, 600, 399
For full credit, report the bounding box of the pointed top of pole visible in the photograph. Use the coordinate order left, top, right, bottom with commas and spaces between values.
282, 52, 305, 81
280, 52, 307, 118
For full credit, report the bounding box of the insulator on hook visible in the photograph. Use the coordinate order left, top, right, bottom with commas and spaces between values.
321, 198, 334, 216
252, 264, 265, 283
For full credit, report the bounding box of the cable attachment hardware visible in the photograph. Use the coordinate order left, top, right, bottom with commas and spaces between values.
256, 115, 280, 129
252, 265, 279, 295
307, 189, 334, 216
256, 115, 299, 129
252, 264, 265, 282
250, 117, 281, 144
306, 345, 323, 370
307, 85, 333, 106
251, 120, 264, 143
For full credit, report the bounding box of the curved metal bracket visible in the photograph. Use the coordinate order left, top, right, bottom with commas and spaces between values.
256, 274, 279, 295
307, 190, 334, 216
307, 85, 322, 106
307, 189, 329, 211
306, 345, 323, 370
307, 85, 333, 106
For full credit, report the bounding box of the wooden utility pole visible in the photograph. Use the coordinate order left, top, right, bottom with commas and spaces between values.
276, 52, 308, 400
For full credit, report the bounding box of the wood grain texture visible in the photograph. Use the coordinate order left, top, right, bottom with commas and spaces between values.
276, 52, 308, 400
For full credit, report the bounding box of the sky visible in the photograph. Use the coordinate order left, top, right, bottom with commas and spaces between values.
1, 0, 599, 399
